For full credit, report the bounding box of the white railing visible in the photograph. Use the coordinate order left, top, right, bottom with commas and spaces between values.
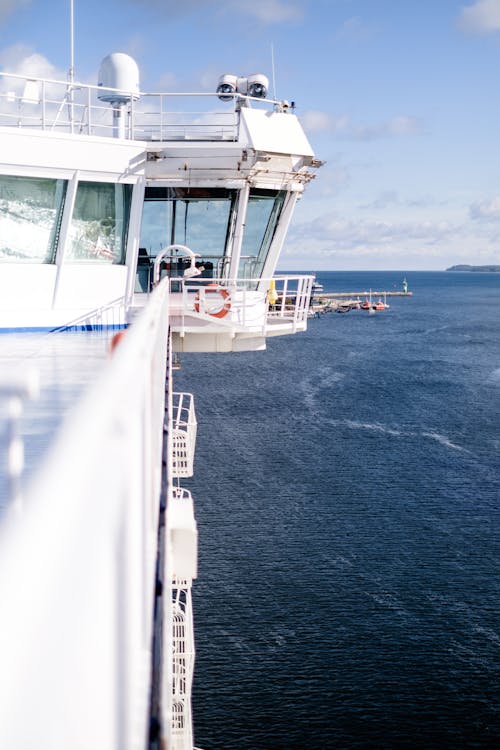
0, 370, 39, 508
171, 392, 197, 478
163, 486, 198, 750
0, 71, 279, 141
267, 275, 314, 329
50, 295, 127, 331
169, 274, 313, 334
0, 279, 171, 750
170, 585, 196, 750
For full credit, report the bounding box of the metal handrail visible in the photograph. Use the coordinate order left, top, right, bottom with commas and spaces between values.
0, 70, 280, 141
0, 371, 39, 508
0, 280, 171, 748
169, 274, 314, 332
171, 393, 197, 478
49, 295, 127, 331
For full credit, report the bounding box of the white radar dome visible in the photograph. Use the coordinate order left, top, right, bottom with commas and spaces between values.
98, 53, 140, 104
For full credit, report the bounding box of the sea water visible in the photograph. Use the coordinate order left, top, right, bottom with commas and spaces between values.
179, 271, 500, 749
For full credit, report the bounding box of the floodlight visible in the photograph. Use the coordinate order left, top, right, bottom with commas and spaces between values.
247, 73, 269, 99
216, 74, 238, 101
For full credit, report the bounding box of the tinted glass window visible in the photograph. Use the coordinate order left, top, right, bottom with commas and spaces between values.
239, 189, 286, 280
0, 175, 66, 263
66, 181, 132, 264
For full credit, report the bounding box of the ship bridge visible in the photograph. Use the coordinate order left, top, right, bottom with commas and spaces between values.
0, 61, 321, 350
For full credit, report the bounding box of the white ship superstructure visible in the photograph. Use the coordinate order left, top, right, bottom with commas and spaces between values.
0, 54, 320, 749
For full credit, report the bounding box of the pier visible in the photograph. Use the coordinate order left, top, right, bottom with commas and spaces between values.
314, 290, 413, 299
311, 289, 413, 315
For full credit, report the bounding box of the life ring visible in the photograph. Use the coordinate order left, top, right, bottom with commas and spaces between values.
193, 284, 231, 319
109, 330, 126, 354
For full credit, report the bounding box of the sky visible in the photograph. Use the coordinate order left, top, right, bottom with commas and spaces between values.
1, 0, 500, 270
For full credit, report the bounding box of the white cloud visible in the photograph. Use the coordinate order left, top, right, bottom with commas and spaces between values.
388, 116, 422, 136
0, 44, 62, 81
470, 196, 500, 219
305, 163, 350, 197
361, 192, 445, 210
458, 0, 500, 33
281, 200, 500, 268
301, 110, 424, 140
290, 213, 459, 253
0, 45, 77, 126
353, 115, 424, 140
281, 213, 467, 269
301, 110, 340, 132
360, 191, 400, 210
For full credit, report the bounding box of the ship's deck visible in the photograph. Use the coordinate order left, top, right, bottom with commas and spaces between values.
0, 329, 114, 511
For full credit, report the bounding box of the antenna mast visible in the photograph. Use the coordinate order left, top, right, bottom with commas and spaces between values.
68, 0, 75, 131
271, 43, 277, 101
69, 0, 75, 85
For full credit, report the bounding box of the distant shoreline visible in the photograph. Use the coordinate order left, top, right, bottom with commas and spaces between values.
446, 265, 500, 272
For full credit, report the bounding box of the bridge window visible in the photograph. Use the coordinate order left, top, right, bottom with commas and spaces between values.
139, 187, 237, 278
65, 181, 132, 264
0, 175, 66, 263
239, 189, 286, 280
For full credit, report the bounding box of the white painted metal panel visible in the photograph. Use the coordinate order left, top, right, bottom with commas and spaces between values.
239, 108, 314, 157
0, 265, 56, 310
0, 127, 145, 178
53, 265, 128, 308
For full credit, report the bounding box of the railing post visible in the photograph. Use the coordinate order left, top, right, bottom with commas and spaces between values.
160, 94, 164, 141
87, 86, 92, 134
41, 80, 46, 130
0, 370, 39, 510
129, 97, 134, 139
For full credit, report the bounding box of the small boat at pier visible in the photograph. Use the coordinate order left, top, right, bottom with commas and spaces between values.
312, 280, 324, 294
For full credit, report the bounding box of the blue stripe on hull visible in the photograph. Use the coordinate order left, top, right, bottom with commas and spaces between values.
0, 324, 128, 333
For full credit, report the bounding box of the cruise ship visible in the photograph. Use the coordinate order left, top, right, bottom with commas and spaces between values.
0, 51, 320, 749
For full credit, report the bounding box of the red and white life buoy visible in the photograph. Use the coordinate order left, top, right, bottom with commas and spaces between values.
109, 330, 126, 354
193, 284, 231, 319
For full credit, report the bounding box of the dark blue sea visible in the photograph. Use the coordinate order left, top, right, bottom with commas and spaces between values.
177, 271, 500, 750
